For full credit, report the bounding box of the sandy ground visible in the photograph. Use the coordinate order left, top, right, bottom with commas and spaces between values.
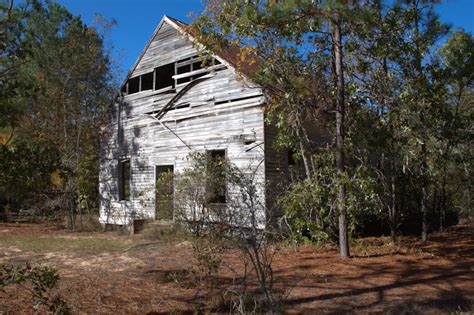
0, 222, 472, 314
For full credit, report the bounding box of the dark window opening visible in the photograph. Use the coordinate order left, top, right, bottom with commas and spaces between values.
155, 63, 175, 90
193, 60, 202, 71
177, 64, 191, 75
128, 77, 139, 94
119, 159, 131, 201
177, 77, 191, 85
123, 56, 225, 95
141, 72, 153, 91
207, 150, 226, 204
175, 56, 225, 86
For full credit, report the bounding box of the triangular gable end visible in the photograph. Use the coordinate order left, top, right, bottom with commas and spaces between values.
120, 16, 256, 91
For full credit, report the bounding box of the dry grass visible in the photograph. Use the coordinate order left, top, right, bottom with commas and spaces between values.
0, 233, 131, 254
0, 222, 472, 314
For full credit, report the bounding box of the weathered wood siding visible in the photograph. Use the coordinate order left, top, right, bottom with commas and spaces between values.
99, 19, 266, 226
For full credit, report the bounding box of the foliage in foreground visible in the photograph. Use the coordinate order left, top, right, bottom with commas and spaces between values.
192, 0, 473, 252
0, 263, 69, 314
174, 153, 282, 314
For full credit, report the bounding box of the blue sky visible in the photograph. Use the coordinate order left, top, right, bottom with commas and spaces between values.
56, 0, 474, 80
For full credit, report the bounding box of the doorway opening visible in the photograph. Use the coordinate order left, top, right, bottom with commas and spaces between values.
155, 165, 174, 221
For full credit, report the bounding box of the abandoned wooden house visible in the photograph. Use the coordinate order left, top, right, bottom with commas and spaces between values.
99, 16, 288, 228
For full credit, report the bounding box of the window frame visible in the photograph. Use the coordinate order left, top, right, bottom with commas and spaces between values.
118, 159, 131, 201
206, 149, 227, 204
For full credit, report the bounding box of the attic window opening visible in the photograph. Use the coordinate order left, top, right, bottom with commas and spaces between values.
128, 77, 140, 94
123, 55, 225, 95
141, 72, 153, 91
177, 64, 191, 74
155, 63, 175, 90
175, 55, 224, 86
193, 60, 202, 71
177, 64, 192, 84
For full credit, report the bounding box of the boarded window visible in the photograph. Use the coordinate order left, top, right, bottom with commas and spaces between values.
207, 150, 226, 204
141, 72, 153, 91
119, 159, 131, 201
155, 63, 175, 90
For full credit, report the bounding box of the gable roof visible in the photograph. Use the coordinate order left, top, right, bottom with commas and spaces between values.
121, 15, 259, 90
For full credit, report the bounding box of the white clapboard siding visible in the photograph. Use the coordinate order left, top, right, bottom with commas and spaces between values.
99, 17, 278, 228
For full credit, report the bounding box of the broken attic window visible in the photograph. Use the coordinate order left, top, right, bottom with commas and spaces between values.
141, 72, 153, 91
175, 55, 223, 86
155, 63, 175, 90
124, 56, 224, 94
193, 60, 202, 71
128, 77, 140, 94
177, 63, 192, 85
177, 64, 191, 74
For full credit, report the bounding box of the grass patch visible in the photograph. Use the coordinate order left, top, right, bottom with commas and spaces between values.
139, 222, 191, 242
0, 234, 132, 254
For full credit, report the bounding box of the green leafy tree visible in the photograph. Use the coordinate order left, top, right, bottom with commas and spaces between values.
0, 1, 116, 227
192, 0, 378, 257
433, 30, 474, 225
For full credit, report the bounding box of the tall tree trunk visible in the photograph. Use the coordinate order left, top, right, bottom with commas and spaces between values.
332, 12, 350, 258
389, 163, 397, 243
421, 142, 428, 242
440, 166, 447, 232
412, 0, 428, 243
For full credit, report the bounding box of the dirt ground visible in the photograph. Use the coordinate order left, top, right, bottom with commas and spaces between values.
0, 222, 472, 314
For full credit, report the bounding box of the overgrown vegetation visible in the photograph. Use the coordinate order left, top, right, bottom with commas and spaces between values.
0, 0, 472, 313
192, 0, 473, 257
0, 263, 69, 314
174, 153, 282, 313
0, 0, 116, 229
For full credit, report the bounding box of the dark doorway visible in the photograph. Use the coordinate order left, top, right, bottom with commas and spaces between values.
155, 165, 174, 221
